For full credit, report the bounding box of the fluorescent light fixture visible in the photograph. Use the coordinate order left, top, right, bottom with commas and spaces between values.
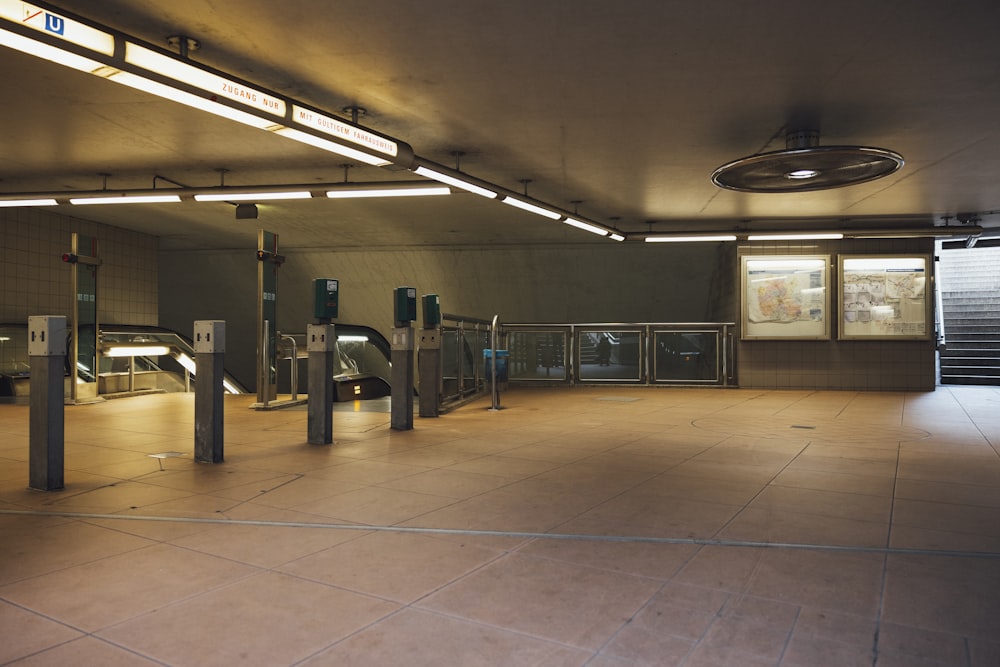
413, 166, 498, 199
124, 42, 285, 117
71, 194, 182, 205
562, 217, 609, 236
785, 169, 820, 180
0, 26, 108, 71
645, 235, 737, 243
194, 191, 311, 202
0, 4, 114, 55
272, 127, 392, 167
292, 105, 397, 159
104, 345, 170, 357
326, 184, 450, 199
106, 70, 282, 130
337, 335, 369, 343
501, 196, 562, 220
0, 198, 57, 207
172, 351, 196, 373
609, 233, 626, 242
747, 233, 844, 241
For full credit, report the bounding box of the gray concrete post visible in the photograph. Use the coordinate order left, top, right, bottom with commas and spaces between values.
390, 326, 414, 430
28, 316, 66, 491
418, 327, 441, 418
307, 323, 336, 444
193, 320, 225, 463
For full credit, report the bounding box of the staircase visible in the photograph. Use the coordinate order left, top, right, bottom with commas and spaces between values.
937, 246, 1000, 385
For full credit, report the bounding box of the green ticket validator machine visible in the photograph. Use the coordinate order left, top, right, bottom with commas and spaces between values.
394, 286, 417, 326
391, 287, 416, 429
418, 294, 442, 418
314, 278, 339, 322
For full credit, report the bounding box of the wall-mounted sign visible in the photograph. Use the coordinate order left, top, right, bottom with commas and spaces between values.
741, 255, 830, 339
838, 255, 931, 340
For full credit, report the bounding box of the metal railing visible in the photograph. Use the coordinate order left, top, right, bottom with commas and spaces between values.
440, 312, 497, 405
503, 322, 736, 387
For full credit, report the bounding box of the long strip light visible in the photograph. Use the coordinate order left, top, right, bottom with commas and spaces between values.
645, 235, 738, 243
0, 197, 56, 207
0, 181, 457, 205
71, 194, 181, 205
501, 196, 562, 220
326, 184, 450, 199
746, 232, 844, 241
412, 165, 498, 199
194, 191, 311, 202
563, 217, 609, 236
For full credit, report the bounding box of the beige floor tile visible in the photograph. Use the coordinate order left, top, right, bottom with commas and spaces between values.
418, 552, 661, 650
882, 554, 1000, 640
169, 520, 364, 568
718, 506, 889, 548
376, 467, 515, 499
781, 633, 876, 667
892, 498, 1000, 537
290, 485, 457, 525
770, 467, 896, 497
99, 571, 399, 667
278, 531, 503, 603
560, 492, 743, 540
302, 608, 590, 666
889, 524, 1000, 553
0, 543, 258, 632
0, 599, 83, 663
0, 518, 155, 585
876, 621, 968, 665
743, 549, 885, 617
895, 478, 1000, 508
748, 486, 893, 523
632, 472, 765, 505
9, 635, 164, 666
306, 459, 433, 484
517, 537, 699, 581
3, 386, 1000, 666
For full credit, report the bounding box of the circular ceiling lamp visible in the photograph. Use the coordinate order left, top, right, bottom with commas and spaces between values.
711, 130, 904, 193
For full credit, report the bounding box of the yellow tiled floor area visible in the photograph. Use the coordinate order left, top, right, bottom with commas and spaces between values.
2, 386, 1000, 666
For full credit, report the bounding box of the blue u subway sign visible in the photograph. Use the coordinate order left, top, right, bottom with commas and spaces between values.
45, 13, 65, 35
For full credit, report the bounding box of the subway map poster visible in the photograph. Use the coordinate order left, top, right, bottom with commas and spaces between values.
839, 256, 931, 340
741, 256, 830, 339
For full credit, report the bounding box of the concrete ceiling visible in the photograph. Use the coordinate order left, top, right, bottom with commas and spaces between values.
2, 0, 999, 251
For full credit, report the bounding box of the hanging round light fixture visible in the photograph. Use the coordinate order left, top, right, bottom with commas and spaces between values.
711, 130, 903, 193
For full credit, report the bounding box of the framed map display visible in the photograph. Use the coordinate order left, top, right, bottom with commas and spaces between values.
838, 255, 931, 340
741, 256, 830, 339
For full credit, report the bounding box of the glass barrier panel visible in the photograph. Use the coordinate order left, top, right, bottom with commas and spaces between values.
442, 329, 461, 398
463, 330, 480, 391
508, 330, 567, 380
577, 330, 643, 382
653, 330, 719, 382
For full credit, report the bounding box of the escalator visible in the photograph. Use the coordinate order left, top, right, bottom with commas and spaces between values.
0, 323, 392, 402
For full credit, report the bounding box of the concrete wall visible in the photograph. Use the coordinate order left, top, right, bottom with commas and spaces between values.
158, 242, 728, 389
0, 209, 938, 393
1, 209, 158, 325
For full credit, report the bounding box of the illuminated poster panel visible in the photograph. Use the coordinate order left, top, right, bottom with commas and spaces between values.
741, 256, 831, 339
838, 255, 932, 340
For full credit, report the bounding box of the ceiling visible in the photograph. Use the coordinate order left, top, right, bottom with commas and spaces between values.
2, 0, 999, 251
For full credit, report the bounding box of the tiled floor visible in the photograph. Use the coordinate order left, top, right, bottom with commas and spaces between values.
1, 385, 999, 666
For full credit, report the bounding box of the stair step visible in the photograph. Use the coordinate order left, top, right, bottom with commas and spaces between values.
940, 375, 1000, 386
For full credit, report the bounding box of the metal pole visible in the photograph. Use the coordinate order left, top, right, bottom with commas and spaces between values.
489, 314, 500, 411
307, 323, 335, 444
259, 319, 270, 408
29, 316, 66, 491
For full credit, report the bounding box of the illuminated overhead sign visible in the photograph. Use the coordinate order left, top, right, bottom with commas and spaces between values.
292, 105, 398, 158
